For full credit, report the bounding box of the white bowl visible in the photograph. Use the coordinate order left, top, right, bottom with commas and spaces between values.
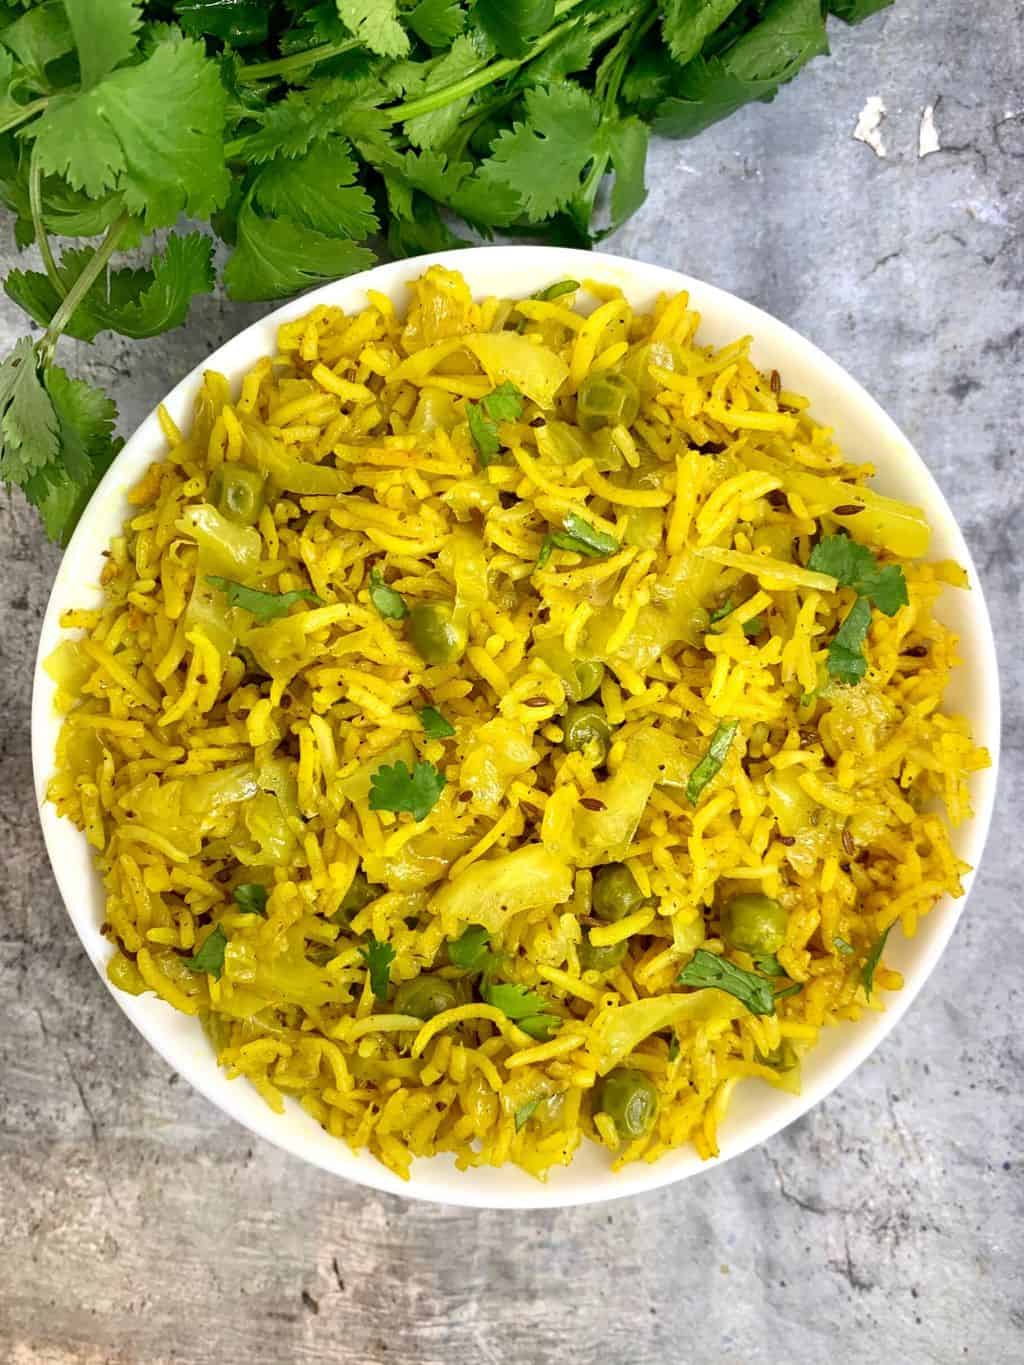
32, 246, 1000, 1208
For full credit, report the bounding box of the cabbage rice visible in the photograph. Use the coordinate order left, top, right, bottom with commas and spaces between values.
46, 268, 990, 1180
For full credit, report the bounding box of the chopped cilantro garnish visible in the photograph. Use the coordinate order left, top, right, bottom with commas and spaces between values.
206, 576, 320, 622
359, 937, 395, 1001
418, 705, 455, 740
538, 511, 620, 568
685, 720, 739, 805
185, 924, 228, 980
448, 924, 495, 972
233, 884, 268, 917
368, 568, 407, 620
368, 759, 446, 821
808, 535, 909, 686
467, 381, 524, 467
482, 980, 558, 1040
677, 948, 775, 1017
514, 1097, 542, 1131
861, 925, 892, 1000
827, 596, 873, 686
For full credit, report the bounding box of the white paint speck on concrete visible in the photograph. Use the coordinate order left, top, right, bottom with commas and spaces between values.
854, 95, 887, 157
919, 103, 941, 157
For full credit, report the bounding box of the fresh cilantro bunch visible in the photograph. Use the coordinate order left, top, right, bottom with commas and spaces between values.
0, 0, 891, 544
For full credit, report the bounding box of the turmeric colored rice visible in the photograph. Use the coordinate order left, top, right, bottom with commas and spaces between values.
46, 267, 990, 1180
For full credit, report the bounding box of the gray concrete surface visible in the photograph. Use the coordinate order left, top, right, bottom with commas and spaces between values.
1, 3, 1021, 1361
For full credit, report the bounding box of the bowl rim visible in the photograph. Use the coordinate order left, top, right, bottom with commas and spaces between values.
31, 244, 1001, 1209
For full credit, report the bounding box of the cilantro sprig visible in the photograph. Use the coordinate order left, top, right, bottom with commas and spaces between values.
482, 979, 559, 1040
677, 948, 775, 1017
369, 758, 446, 821
368, 567, 407, 620
685, 719, 739, 805
808, 534, 909, 686
467, 381, 524, 468
185, 923, 228, 980
206, 575, 321, 622
360, 937, 396, 1001
0, 0, 887, 544
537, 510, 620, 569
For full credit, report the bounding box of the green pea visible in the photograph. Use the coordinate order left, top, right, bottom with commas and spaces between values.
408, 601, 467, 665
208, 464, 266, 526
334, 869, 383, 923
576, 371, 640, 432
592, 862, 646, 923
392, 973, 461, 1020
578, 933, 628, 974
721, 893, 789, 955
562, 701, 611, 763
573, 658, 605, 701
595, 1067, 659, 1141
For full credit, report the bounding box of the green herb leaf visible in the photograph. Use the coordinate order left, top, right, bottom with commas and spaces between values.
337, 0, 410, 57
483, 980, 558, 1040
514, 1096, 542, 1131
467, 380, 524, 467
752, 953, 786, 978
475, 0, 554, 59
33, 31, 230, 228
5, 232, 215, 342
662, 0, 745, 69
808, 534, 908, 616
369, 759, 446, 821
678, 947, 775, 1016
827, 596, 872, 685
708, 597, 735, 625
861, 925, 892, 1000
233, 884, 268, 916
252, 138, 379, 240
223, 201, 376, 303
205, 575, 321, 622
359, 937, 396, 1001
64, 0, 141, 91
407, 0, 466, 48
685, 719, 739, 804
368, 567, 407, 620
562, 511, 619, 555
834, 935, 854, 956
185, 923, 228, 979
1, 2, 73, 89
667, 1033, 681, 1061
828, 0, 893, 22
448, 924, 492, 971
419, 705, 455, 740
0, 338, 60, 486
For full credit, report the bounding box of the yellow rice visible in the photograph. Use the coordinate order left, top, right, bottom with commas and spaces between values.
46, 267, 990, 1181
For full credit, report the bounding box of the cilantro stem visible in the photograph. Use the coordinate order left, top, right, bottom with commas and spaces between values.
28, 144, 63, 300
0, 95, 49, 137
39, 215, 129, 366
384, 1, 585, 125
236, 38, 360, 85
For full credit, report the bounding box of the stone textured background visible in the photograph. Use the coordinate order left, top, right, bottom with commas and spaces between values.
1, 3, 1021, 1361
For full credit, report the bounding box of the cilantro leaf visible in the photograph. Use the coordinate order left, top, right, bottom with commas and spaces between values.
185, 923, 228, 979
808, 534, 908, 615
5, 233, 215, 342
223, 201, 375, 302
708, 597, 735, 625
337, 0, 410, 57
0, 3, 74, 89
827, 596, 872, 686
33, 31, 230, 229
419, 705, 455, 740
829, 0, 893, 22
752, 953, 786, 978
475, 82, 604, 222
360, 937, 396, 1001
678, 948, 775, 1016
206, 575, 321, 621
368, 568, 407, 620
475, 0, 554, 59
861, 925, 892, 1001
233, 884, 268, 916
537, 511, 620, 568
662, 0, 745, 69
252, 138, 379, 240
407, 0, 466, 48
685, 719, 739, 804
482, 980, 558, 1040
0, 338, 59, 486
532, 279, 579, 301
402, 33, 491, 150
21, 365, 120, 544
369, 759, 446, 821
448, 924, 492, 971
467, 380, 524, 467
64, 0, 141, 91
